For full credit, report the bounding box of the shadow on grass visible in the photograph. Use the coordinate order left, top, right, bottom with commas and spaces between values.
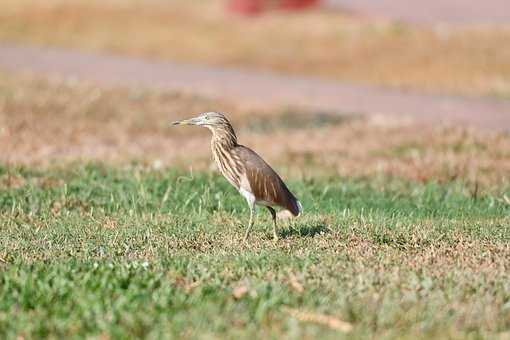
278, 224, 328, 239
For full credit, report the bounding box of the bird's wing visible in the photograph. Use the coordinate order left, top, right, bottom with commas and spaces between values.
233, 145, 300, 216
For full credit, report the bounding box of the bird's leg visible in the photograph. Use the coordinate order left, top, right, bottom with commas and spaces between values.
266, 206, 278, 241
243, 204, 255, 242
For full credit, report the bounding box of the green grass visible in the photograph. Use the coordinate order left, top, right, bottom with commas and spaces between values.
1, 163, 510, 339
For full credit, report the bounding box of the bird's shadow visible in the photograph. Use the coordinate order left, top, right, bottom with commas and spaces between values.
277, 224, 329, 239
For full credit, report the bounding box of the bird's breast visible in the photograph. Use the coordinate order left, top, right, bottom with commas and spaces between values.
211, 143, 243, 189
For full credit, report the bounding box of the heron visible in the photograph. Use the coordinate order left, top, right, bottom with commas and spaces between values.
172, 112, 301, 241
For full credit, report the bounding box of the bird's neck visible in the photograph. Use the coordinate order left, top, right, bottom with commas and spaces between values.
210, 125, 238, 150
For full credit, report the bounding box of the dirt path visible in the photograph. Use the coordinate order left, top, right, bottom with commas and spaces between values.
1, 43, 509, 132
325, 0, 510, 24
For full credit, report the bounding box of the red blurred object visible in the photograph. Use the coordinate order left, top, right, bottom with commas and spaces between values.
278, 0, 320, 10
227, 0, 320, 15
227, 0, 264, 15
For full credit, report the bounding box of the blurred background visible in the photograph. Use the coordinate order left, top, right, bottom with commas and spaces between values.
2, 3, 510, 338
1, 0, 509, 186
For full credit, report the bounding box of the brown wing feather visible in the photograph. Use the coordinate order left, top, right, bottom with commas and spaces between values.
233, 145, 300, 216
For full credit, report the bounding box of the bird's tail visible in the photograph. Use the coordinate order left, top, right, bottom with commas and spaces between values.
297, 201, 302, 216
277, 200, 302, 219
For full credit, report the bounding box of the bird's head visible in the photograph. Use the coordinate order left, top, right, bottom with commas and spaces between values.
172, 111, 238, 147
172, 112, 229, 129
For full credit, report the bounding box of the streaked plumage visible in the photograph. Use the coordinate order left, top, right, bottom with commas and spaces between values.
172, 112, 301, 241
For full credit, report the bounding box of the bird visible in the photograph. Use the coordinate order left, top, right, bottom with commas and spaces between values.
172, 112, 301, 241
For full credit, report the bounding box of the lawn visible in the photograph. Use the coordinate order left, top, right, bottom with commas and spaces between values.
1, 71, 510, 338
1, 164, 510, 338
2, 73, 510, 186
1, 0, 509, 98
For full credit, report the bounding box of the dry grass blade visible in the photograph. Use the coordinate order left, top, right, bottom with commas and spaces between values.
288, 272, 304, 293
282, 306, 353, 333
503, 195, 510, 206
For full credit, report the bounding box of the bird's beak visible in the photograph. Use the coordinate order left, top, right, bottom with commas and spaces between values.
171, 117, 199, 126
171, 120, 185, 126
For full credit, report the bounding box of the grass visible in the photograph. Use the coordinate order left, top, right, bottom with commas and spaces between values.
1, 0, 510, 97
1, 163, 510, 338
1, 71, 510, 338
2, 73, 510, 187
